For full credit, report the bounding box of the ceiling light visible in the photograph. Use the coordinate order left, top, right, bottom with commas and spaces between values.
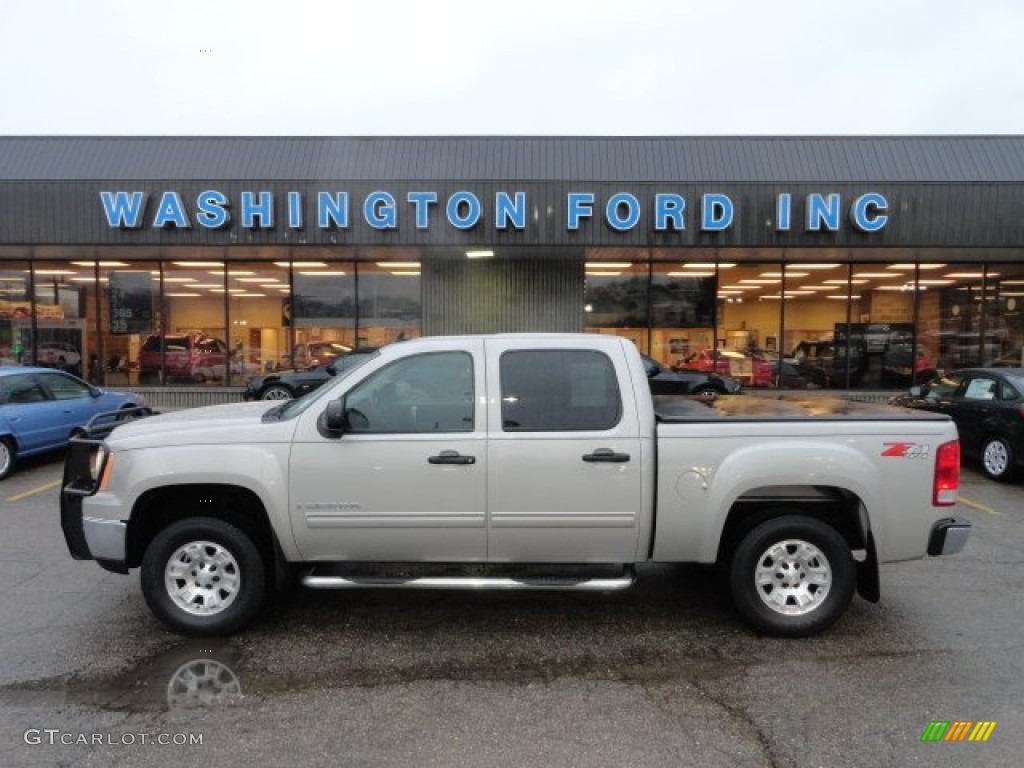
739, 279, 781, 284
165, 292, 202, 297
377, 261, 421, 269
667, 271, 714, 277
162, 277, 196, 283
299, 271, 346, 276
275, 261, 327, 268
33, 269, 76, 275
586, 271, 623, 277
586, 262, 632, 269
234, 277, 273, 282
826, 295, 861, 300
390, 271, 421, 276
788, 263, 840, 269
824, 279, 868, 285
916, 279, 956, 286
172, 261, 224, 267
853, 273, 897, 278
466, 250, 494, 259
945, 272, 1000, 278
71, 261, 131, 267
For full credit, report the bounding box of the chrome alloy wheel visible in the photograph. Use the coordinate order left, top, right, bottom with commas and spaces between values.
164, 541, 241, 616
260, 386, 294, 400
753, 539, 832, 616
983, 439, 1010, 478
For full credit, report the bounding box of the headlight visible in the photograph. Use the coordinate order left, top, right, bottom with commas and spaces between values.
89, 444, 109, 482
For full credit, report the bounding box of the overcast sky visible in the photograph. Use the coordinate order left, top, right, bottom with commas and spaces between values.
1, 0, 1022, 136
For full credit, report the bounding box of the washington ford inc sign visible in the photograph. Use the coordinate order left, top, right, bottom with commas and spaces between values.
99, 189, 890, 234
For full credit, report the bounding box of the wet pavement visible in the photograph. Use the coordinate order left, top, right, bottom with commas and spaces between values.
1, 455, 1022, 767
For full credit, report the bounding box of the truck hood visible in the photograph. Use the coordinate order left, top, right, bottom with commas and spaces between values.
106, 400, 297, 450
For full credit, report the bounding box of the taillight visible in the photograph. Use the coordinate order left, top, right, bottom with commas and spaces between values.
933, 440, 960, 506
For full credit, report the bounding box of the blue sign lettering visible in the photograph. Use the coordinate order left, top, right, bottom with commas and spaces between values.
850, 192, 888, 232
567, 192, 595, 230
153, 191, 190, 228
806, 193, 840, 231
606, 193, 641, 231
100, 191, 147, 228
408, 192, 438, 229
702, 194, 734, 231
776, 193, 791, 231
654, 194, 686, 231
287, 191, 303, 229
446, 191, 482, 229
317, 192, 349, 229
495, 191, 526, 230
364, 191, 397, 229
196, 190, 230, 229
241, 191, 274, 228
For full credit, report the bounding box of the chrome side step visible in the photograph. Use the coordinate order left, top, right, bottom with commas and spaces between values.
302, 565, 636, 592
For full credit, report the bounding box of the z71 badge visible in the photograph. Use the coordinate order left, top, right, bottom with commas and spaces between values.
881, 442, 932, 459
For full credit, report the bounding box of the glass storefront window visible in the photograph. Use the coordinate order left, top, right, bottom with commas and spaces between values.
291, 260, 356, 368
0, 264, 31, 368
97, 257, 159, 387
27, 262, 95, 380
584, 259, 651, 356
226, 262, 292, 380
650, 260, 715, 369
357, 260, 421, 347
151, 262, 227, 385
713, 262, 782, 388
990, 264, 1024, 367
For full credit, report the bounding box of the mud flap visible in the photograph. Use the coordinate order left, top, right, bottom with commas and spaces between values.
856, 530, 880, 603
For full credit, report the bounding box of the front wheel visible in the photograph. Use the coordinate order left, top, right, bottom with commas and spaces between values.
980, 436, 1015, 481
729, 515, 855, 637
260, 384, 294, 401
141, 517, 266, 636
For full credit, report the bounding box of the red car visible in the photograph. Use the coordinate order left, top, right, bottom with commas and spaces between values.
677, 349, 774, 388
139, 334, 229, 383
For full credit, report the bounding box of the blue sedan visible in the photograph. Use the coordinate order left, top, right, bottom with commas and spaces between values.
0, 367, 147, 480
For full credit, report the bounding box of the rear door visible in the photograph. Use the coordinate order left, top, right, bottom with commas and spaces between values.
484, 339, 644, 563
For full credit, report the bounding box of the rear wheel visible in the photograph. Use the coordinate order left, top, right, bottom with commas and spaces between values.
141, 517, 266, 636
0, 437, 15, 481
729, 515, 855, 637
980, 436, 1015, 481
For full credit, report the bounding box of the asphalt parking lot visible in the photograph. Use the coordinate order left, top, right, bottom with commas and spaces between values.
1, 453, 1022, 767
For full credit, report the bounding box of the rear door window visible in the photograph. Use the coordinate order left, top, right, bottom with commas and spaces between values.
499, 350, 621, 432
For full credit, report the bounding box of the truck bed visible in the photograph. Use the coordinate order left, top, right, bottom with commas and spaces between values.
653, 394, 949, 421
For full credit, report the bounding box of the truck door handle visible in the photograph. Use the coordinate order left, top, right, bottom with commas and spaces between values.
428, 450, 476, 465
582, 449, 631, 463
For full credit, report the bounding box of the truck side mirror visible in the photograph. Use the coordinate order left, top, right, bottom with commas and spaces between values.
319, 400, 348, 438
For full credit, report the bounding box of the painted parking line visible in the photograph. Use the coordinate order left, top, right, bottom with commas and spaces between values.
5, 478, 62, 504
958, 495, 1000, 516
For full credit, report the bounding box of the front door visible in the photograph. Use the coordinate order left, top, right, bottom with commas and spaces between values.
289, 343, 487, 561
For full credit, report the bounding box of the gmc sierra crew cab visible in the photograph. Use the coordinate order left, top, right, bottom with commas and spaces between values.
61, 334, 969, 638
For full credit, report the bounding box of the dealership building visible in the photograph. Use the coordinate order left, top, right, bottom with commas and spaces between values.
1, 135, 1023, 393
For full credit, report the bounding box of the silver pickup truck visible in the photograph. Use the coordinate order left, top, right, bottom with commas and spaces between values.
61, 334, 969, 638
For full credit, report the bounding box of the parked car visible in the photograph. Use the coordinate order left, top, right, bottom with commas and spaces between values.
139, 334, 229, 383
880, 343, 938, 386
889, 367, 1024, 481
675, 349, 773, 387
243, 348, 380, 400
0, 367, 146, 480
642, 354, 742, 395
791, 339, 868, 387
289, 341, 352, 370
23, 341, 83, 375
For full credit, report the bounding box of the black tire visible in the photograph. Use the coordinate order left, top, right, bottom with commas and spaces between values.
141, 517, 266, 636
259, 384, 295, 401
0, 437, 15, 481
980, 436, 1016, 481
729, 515, 855, 638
